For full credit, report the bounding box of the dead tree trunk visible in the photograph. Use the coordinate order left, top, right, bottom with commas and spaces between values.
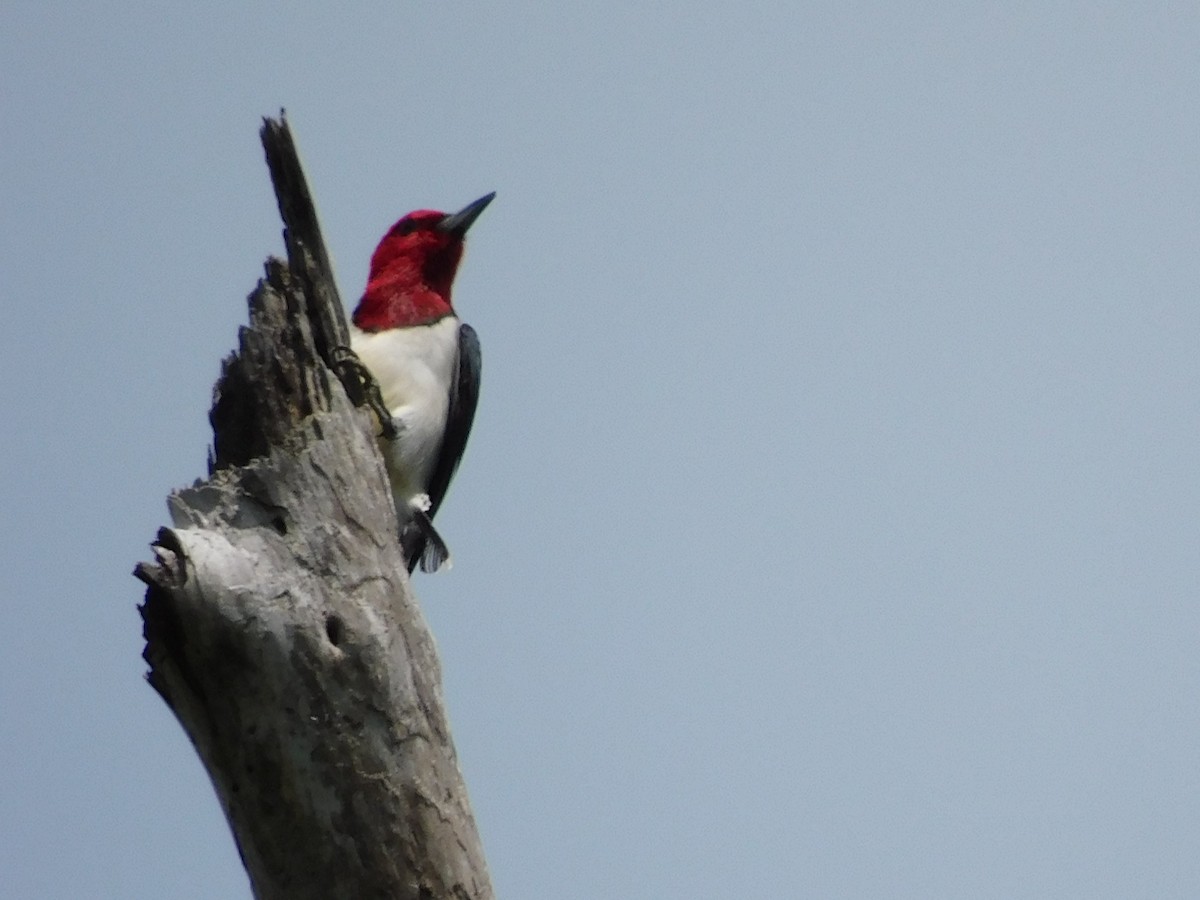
134, 115, 494, 900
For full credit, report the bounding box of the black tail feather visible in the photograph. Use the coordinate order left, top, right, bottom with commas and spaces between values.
401, 510, 451, 574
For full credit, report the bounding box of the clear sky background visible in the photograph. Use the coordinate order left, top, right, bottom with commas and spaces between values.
3, 3, 1198, 898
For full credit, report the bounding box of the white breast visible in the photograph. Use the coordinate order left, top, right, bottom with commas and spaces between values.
349, 316, 460, 506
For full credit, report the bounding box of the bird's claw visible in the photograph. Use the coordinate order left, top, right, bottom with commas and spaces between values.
331, 346, 398, 440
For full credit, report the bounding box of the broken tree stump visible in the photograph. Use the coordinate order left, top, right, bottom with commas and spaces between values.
134, 114, 493, 900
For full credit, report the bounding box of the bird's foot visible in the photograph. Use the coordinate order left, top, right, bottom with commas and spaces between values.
331, 346, 398, 440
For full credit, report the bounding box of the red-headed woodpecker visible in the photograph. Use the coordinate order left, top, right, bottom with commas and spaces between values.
350, 192, 494, 573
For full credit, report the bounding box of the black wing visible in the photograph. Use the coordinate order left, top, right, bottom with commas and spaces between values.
428, 322, 482, 518
403, 322, 482, 573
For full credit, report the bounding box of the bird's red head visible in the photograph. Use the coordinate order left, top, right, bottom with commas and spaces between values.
352, 192, 495, 332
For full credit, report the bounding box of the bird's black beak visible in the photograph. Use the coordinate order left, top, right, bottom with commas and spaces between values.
437, 192, 496, 236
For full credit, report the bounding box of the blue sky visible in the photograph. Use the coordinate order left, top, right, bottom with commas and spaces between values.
3, 3, 1199, 897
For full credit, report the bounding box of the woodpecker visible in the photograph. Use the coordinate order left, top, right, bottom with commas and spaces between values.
349, 192, 494, 574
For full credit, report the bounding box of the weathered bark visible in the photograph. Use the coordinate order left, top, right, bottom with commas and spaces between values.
135, 114, 493, 900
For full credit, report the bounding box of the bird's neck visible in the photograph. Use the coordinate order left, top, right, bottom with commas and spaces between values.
352, 280, 453, 331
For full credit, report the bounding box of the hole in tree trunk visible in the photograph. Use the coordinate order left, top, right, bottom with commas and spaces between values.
325, 614, 344, 646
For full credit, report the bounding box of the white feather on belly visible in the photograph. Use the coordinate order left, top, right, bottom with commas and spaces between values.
349, 316, 460, 510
